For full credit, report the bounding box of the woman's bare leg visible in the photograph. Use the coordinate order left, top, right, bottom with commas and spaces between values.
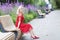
29, 29, 35, 37
29, 28, 39, 39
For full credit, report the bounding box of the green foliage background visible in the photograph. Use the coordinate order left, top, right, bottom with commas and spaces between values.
0, 0, 60, 8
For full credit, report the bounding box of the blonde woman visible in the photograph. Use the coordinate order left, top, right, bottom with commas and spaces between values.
15, 5, 39, 39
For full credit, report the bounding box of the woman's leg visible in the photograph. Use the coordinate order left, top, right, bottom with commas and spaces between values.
29, 29, 35, 37
29, 28, 39, 39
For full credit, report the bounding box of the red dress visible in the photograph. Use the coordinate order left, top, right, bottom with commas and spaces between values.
15, 14, 33, 33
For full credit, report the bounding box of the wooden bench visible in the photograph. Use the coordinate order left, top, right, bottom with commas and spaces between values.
0, 32, 15, 40
37, 10, 46, 18
0, 15, 22, 40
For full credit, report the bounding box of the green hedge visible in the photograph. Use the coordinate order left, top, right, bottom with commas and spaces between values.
10, 13, 17, 23
24, 13, 38, 23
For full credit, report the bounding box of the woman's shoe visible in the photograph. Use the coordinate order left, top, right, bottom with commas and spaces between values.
31, 36, 39, 39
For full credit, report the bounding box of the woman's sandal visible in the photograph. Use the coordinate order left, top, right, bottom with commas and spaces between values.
31, 36, 39, 39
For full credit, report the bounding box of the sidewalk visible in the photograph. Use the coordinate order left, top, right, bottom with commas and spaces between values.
21, 10, 60, 40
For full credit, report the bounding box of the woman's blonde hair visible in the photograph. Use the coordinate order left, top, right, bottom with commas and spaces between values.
16, 5, 24, 14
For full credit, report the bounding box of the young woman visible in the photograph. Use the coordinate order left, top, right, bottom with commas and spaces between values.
15, 5, 39, 40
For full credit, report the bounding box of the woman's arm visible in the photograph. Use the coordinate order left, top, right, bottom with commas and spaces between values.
17, 17, 21, 28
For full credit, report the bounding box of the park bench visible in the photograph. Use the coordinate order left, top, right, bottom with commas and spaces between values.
0, 32, 15, 40
37, 10, 45, 18
0, 15, 22, 40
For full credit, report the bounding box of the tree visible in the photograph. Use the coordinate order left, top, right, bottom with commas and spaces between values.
50, 0, 57, 9
34, 0, 46, 6
18, 0, 35, 5
0, 0, 6, 5
55, 0, 60, 8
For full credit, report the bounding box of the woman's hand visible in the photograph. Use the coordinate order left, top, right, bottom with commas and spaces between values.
16, 27, 20, 30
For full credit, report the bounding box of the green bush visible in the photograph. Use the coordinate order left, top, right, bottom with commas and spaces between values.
24, 13, 34, 23
0, 10, 4, 16
10, 13, 17, 24
24, 10, 38, 23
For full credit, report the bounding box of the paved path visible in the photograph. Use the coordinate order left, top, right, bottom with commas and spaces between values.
21, 10, 60, 40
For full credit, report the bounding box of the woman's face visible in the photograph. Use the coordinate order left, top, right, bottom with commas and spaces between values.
18, 9, 23, 16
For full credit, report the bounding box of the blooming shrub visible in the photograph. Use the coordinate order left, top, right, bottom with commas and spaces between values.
0, 3, 38, 23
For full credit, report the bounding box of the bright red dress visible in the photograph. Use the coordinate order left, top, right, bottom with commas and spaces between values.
15, 14, 33, 33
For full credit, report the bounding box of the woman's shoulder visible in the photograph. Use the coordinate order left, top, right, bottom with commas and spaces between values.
17, 14, 23, 18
